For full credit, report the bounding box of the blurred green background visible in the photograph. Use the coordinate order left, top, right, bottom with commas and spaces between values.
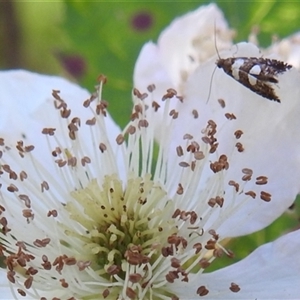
0, 0, 300, 270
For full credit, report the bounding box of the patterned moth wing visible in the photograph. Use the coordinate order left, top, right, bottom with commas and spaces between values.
216, 57, 292, 102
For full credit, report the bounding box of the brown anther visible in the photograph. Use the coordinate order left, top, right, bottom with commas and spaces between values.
42, 255, 48, 263
208, 198, 216, 207
242, 168, 253, 181
191, 160, 196, 171
192, 109, 199, 118
22, 209, 34, 221
245, 190, 256, 198
152, 101, 160, 111
209, 142, 219, 154
216, 196, 224, 207
213, 248, 223, 258
167, 88, 177, 95
56, 159, 67, 167
218, 98, 226, 108
205, 239, 216, 250
166, 271, 178, 283
42, 128, 56, 135
177, 183, 184, 195
17, 289, 26, 297
179, 162, 189, 168
234, 129, 243, 139
208, 229, 219, 240
77, 260, 91, 271
194, 151, 204, 160
129, 273, 142, 283
61, 108, 71, 119
183, 134, 193, 140
197, 285, 209, 296
130, 112, 138, 121
81, 156, 91, 166
133, 88, 142, 98
99, 143, 107, 152
225, 113, 236, 120
140, 92, 148, 100
134, 104, 143, 114
64, 257, 76, 265
256, 176, 268, 185
41, 181, 49, 192
47, 209, 58, 218
116, 134, 125, 145
97, 74, 107, 84
60, 278, 69, 288
33, 238, 50, 248
235, 142, 244, 152
167, 235, 180, 245
24, 145, 34, 152
199, 258, 210, 269
207, 119, 217, 127
176, 146, 184, 157
229, 282, 241, 293
67, 156, 77, 167
138, 119, 149, 128
53, 256, 64, 274
169, 109, 177, 117
126, 287, 137, 299
193, 243, 202, 254
260, 191, 272, 202
172, 209, 181, 218
69, 131, 76, 141
18, 194, 31, 208
171, 258, 181, 268
147, 84, 156, 92
83, 99, 91, 107
176, 95, 183, 102
7, 184, 19, 193
86, 117, 96, 125
7, 270, 16, 283
24, 276, 33, 289
52, 90, 62, 100
228, 180, 239, 192
126, 125, 136, 135
103, 289, 110, 298
190, 211, 197, 224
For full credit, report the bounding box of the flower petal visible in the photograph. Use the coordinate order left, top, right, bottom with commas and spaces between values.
165, 42, 300, 236
0, 70, 125, 182
265, 32, 300, 69
173, 229, 300, 299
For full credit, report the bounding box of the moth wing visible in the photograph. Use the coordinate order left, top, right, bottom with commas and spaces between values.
236, 68, 280, 102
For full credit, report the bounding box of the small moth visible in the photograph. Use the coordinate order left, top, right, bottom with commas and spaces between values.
216, 56, 292, 103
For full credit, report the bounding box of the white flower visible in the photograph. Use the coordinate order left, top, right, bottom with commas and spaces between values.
1, 4, 300, 300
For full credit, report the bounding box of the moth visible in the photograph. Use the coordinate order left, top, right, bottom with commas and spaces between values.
216, 56, 292, 102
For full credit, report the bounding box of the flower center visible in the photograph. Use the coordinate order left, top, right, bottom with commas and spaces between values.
64, 174, 179, 299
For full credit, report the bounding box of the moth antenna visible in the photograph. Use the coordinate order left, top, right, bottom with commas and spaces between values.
214, 19, 221, 60
206, 66, 217, 104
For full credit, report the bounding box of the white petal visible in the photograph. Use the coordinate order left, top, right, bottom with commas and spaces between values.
0, 70, 125, 179
158, 4, 231, 88
168, 42, 300, 236
173, 230, 300, 299
265, 32, 300, 69
0, 70, 121, 147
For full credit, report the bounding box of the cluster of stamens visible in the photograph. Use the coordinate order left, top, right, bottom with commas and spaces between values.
0, 75, 273, 299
